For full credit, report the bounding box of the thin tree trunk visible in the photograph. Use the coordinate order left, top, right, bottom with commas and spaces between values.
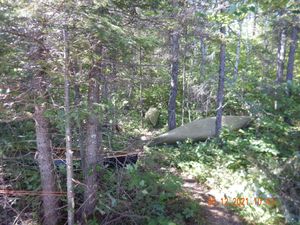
215, 25, 226, 136
234, 21, 242, 80
168, 30, 180, 130
284, 25, 298, 123
83, 46, 102, 218
188, 57, 194, 122
112, 62, 117, 126
181, 53, 186, 126
74, 62, 85, 177
252, 12, 257, 36
286, 25, 299, 89
276, 29, 287, 83
63, 27, 74, 225
139, 46, 144, 127
200, 35, 206, 79
34, 105, 59, 225
181, 28, 188, 126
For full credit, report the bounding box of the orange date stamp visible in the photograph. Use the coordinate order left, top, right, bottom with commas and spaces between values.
207, 196, 277, 207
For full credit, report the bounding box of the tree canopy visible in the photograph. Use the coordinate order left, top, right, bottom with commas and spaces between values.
0, 0, 299, 224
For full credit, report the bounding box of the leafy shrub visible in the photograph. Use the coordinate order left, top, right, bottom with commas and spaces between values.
90, 155, 203, 225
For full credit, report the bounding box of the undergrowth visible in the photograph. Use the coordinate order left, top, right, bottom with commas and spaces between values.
147, 113, 300, 225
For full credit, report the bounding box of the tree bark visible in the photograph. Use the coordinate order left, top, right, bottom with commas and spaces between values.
34, 105, 59, 225
181, 28, 188, 126
215, 25, 226, 136
31, 34, 60, 225
200, 35, 206, 79
83, 46, 102, 218
168, 30, 180, 130
286, 25, 299, 86
74, 61, 86, 177
233, 21, 242, 80
63, 27, 74, 225
181, 52, 186, 126
276, 29, 287, 83
139, 46, 144, 127
252, 12, 257, 36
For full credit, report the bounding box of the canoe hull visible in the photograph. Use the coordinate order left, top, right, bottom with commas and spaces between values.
148, 116, 252, 146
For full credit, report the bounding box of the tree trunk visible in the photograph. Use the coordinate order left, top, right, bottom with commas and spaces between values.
276, 29, 287, 83
83, 48, 102, 218
181, 28, 188, 126
215, 25, 226, 136
181, 54, 186, 126
139, 46, 144, 127
74, 61, 86, 177
63, 27, 74, 225
284, 24, 299, 124
168, 30, 180, 130
233, 21, 242, 80
32, 34, 60, 225
34, 105, 59, 225
252, 12, 257, 36
286, 25, 299, 87
200, 35, 206, 79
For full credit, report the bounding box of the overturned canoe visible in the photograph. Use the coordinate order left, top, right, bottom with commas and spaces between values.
53, 150, 140, 168
148, 116, 252, 146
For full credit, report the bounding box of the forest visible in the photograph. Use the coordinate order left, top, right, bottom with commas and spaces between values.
0, 0, 299, 225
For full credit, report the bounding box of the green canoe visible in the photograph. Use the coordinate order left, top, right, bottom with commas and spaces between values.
148, 116, 252, 146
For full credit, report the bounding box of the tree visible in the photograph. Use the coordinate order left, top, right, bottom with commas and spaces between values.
215, 15, 226, 136
1, 0, 300, 224
276, 28, 287, 83
33, 36, 60, 225
233, 20, 242, 80
200, 34, 207, 78
286, 21, 299, 89
22, 16, 60, 225
83, 43, 102, 218
168, 29, 180, 130
34, 106, 59, 225
63, 25, 74, 224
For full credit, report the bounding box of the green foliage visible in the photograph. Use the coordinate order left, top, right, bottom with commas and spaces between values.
1, 0, 299, 224
146, 74, 300, 224
91, 159, 203, 225
0, 120, 36, 154
147, 95, 300, 224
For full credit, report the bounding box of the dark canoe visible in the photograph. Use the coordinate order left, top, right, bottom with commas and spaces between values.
148, 116, 252, 146
54, 151, 140, 168
102, 151, 139, 168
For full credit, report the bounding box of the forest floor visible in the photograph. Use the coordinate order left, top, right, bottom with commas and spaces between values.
139, 131, 248, 225
181, 174, 247, 225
